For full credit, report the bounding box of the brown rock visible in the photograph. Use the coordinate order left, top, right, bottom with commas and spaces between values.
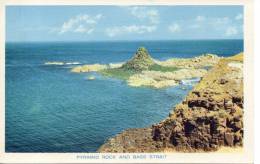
224, 133, 234, 146
219, 78, 228, 84
224, 99, 233, 110
98, 53, 244, 153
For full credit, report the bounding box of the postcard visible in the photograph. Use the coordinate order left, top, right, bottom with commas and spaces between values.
0, 0, 254, 163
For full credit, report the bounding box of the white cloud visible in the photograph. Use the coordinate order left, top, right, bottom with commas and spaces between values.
225, 26, 238, 36
58, 14, 102, 34
105, 25, 156, 37
105, 7, 159, 37
74, 25, 94, 34
128, 6, 159, 24
235, 13, 243, 20
195, 16, 205, 22
168, 23, 181, 33
189, 15, 242, 38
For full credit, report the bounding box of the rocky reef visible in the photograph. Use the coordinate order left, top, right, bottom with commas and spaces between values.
98, 53, 244, 153
156, 53, 220, 69
127, 69, 207, 88
70, 47, 221, 88
71, 64, 108, 73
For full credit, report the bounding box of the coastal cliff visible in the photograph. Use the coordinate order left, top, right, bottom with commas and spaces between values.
98, 52, 243, 153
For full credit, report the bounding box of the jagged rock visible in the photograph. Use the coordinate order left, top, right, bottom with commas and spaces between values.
149, 53, 244, 151
121, 47, 155, 71
224, 133, 234, 146
224, 99, 233, 110
98, 52, 244, 153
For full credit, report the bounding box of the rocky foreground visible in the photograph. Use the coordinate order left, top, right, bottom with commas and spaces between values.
98, 52, 243, 153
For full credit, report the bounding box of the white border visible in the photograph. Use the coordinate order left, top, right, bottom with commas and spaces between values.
0, 0, 254, 163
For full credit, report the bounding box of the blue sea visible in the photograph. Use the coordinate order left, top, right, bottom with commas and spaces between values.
5, 40, 243, 152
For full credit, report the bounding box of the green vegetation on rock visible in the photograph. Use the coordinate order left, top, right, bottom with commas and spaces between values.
100, 68, 136, 80
70, 47, 222, 88
100, 47, 180, 80
98, 52, 244, 153
148, 64, 179, 72
121, 47, 155, 71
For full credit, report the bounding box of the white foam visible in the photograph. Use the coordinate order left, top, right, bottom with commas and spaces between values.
180, 77, 201, 85
44, 61, 81, 66
65, 62, 81, 65
44, 62, 64, 65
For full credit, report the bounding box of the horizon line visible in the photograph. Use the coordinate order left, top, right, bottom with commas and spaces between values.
6, 38, 244, 43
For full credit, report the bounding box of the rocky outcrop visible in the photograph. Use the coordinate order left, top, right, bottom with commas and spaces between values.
71, 64, 108, 73
127, 69, 207, 88
121, 47, 155, 71
152, 54, 243, 151
71, 63, 124, 73
98, 128, 161, 153
70, 47, 222, 89
156, 54, 221, 69
98, 53, 244, 153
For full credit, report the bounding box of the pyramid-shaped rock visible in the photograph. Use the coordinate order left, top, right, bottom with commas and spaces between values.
122, 47, 155, 71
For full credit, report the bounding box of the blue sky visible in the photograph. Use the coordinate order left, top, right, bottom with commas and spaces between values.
6, 6, 243, 42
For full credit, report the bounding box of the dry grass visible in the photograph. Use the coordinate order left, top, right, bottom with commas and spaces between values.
227, 52, 244, 62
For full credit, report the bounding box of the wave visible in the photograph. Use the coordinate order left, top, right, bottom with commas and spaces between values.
44, 62, 81, 66
180, 77, 201, 86
65, 62, 81, 65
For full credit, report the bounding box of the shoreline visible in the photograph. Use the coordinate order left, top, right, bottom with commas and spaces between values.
69, 53, 221, 89
98, 52, 244, 153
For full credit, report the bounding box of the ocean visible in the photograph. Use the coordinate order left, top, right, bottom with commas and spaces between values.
5, 40, 243, 152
